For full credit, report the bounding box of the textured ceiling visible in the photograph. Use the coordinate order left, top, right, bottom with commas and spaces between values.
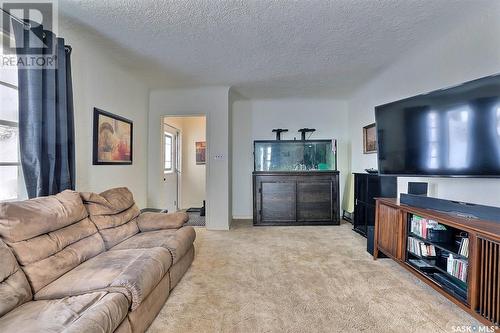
59, 0, 488, 98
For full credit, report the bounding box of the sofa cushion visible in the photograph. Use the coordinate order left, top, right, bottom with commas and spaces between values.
35, 248, 172, 311
111, 226, 196, 264
0, 291, 129, 333
137, 211, 189, 232
81, 188, 140, 249
0, 190, 88, 242
23, 233, 105, 293
7, 218, 100, 266
0, 191, 105, 293
82, 187, 135, 216
0, 240, 32, 317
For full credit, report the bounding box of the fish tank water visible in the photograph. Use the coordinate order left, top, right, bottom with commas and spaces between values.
254, 140, 337, 171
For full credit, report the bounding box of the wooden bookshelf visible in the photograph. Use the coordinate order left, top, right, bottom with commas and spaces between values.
406, 214, 469, 304
374, 198, 500, 328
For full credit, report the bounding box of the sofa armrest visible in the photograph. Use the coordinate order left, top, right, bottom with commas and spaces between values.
137, 212, 189, 232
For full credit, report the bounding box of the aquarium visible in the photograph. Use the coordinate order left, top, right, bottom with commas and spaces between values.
254, 140, 337, 172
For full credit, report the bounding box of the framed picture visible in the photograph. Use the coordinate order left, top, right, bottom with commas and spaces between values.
196, 141, 206, 165
93, 108, 133, 165
363, 123, 377, 154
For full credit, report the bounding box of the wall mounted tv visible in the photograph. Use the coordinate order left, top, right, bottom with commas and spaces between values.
375, 74, 500, 177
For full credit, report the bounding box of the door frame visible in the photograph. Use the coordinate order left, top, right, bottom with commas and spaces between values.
162, 123, 181, 211
161, 114, 208, 216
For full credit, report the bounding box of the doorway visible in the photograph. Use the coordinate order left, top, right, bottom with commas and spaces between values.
162, 116, 207, 226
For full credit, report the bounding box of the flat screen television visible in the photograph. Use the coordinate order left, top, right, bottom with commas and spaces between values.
375, 74, 500, 177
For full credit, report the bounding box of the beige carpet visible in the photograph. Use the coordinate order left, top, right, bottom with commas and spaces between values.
148, 221, 479, 333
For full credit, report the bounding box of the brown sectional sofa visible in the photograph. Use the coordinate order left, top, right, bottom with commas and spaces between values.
0, 187, 195, 333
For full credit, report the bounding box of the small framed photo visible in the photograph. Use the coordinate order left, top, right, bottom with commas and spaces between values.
196, 141, 206, 165
93, 108, 133, 165
363, 123, 377, 154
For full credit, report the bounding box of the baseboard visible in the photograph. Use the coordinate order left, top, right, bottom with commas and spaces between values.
232, 216, 253, 220
206, 225, 230, 231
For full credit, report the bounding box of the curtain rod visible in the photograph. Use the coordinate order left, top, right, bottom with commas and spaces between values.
1, 8, 32, 29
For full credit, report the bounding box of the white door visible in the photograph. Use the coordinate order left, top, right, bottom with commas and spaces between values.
162, 124, 180, 212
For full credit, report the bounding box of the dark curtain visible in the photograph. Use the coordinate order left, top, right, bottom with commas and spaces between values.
13, 20, 75, 198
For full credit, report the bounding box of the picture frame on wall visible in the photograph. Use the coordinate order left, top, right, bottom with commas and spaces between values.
93, 108, 133, 165
363, 123, 377, 154
196, 141, 206, 165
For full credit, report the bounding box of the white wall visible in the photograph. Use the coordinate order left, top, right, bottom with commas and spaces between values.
231, 98, 349, 218
165, 116, 206, 209
149, 87, 231, 230
60, 22, 150, 207
231, 99, 253, 219
348, 5, 500, 207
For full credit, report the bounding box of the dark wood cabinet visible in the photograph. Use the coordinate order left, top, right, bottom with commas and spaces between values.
353, 173, 397, 236
253, 171, 340, 226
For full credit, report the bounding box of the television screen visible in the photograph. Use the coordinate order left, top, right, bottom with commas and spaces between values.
375, 74, 500, 177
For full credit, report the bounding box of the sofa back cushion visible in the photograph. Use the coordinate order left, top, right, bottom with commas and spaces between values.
0, 190, 105, 293
80, 187, 140, 249
0, 240, 32, 316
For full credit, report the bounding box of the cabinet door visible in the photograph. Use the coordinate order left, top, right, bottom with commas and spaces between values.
297, 181, 333, 222
366, 176, 381, 205
376, 203, 402, 259
353, 203, 367, 235
260, 181, 296, 223
366, 205, 376, 227
354, 174, 367, 204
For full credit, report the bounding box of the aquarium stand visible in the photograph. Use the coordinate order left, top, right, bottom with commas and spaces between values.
252, 171, 340, 226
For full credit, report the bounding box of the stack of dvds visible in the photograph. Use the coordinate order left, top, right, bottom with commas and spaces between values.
447, 254, 468, 282
458, 238, 469, 258
407, 237, 436, 257
410, 215, 443, 238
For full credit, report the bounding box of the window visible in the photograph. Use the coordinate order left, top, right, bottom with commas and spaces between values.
164, 132, 173, 173
0, 33, 20, 201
